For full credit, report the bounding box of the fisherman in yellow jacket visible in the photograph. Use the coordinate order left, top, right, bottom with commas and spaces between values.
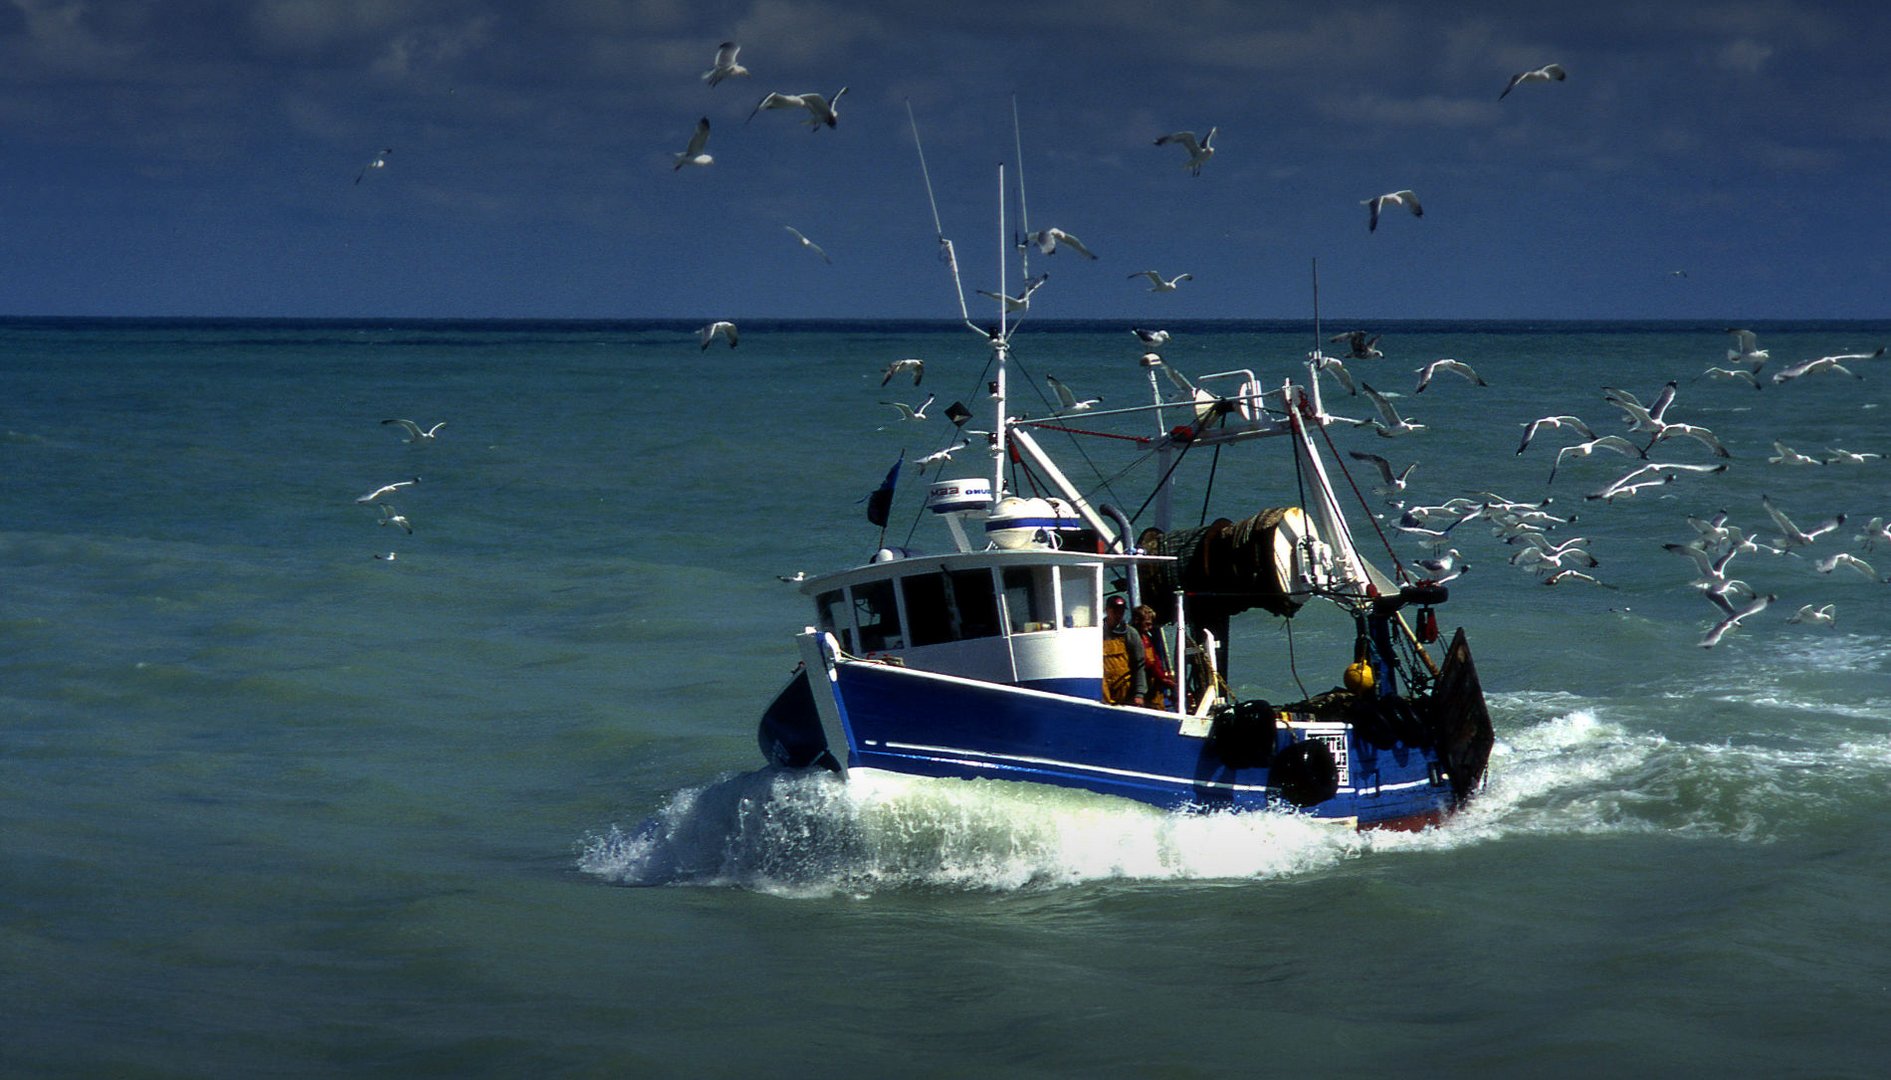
1101, 595, 1149, 705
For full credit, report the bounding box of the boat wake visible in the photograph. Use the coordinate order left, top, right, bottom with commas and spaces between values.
581, 697, 1891, 897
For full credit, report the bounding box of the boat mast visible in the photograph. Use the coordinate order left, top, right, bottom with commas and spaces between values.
991, 162, 1010, 501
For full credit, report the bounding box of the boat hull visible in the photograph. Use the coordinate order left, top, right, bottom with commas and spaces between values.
760, 632, 1491, 830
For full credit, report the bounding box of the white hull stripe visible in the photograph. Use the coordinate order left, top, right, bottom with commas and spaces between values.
870, 739, 1436, 797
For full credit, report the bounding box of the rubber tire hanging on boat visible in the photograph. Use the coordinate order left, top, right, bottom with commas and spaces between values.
1208, 699, 1277, 770
1271, 739, 1340, 808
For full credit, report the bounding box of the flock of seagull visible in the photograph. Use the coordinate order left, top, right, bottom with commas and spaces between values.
1315, 326, 1888, 647
356, 419, 444, 559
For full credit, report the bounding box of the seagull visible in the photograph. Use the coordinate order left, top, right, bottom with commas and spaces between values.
1509, 545, 1597, 575
1857, 517, 1891, 551
1771, 348, 1881, 384
1047, 375, 1101, 413
882, 394, 935, 421
1725, 328, 1770, 370
1029, 228, 1098, 260
1646, 422, 1730, 458
699, 320, 738, 349
881, 358, 925, 386
382, 418, 446, 443
1768, 441, 1823, 467
1349, 450, 1417, 496
1330, 330, 1383, 359
1816, 552, 1882, 580
702, 41, 749, 86
1787, 603, 1836, 626
355, 147, 391, 185
1130, 270, 1192, 292
1499, 63, 1567, 100
378, 505, 413, 534
1154, 128, 1216, 176
747, 87, 848, 129
1412, 548, 1464, 577
356, 478, 419, 505
1697, 366, 1762, 389
673, 117, 713, 169
1355, 383, 1426, 437
1825, 447, 1883, 465
978, 273, 1050, 312
784, 226, 831, 263
1414, 358, 1487, 392
1516, 415, 1597, 455
1761, 494, 1845, 548
1547, 435, 1644, 483
1665, 540, 1743, 589
1582, 472, 1677, 503
1313, 353, 1358, 395
374, 552, 398, 561
1701, 592, 1777, 648
1364, 190, 1422, 232
1132, 328, 1170, 345
916, 441, 970, 473
1602, 381, 1678, 436
1543, 569, 1615, 588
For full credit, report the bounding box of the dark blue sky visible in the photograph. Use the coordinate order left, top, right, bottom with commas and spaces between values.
2, 1, 1884, 320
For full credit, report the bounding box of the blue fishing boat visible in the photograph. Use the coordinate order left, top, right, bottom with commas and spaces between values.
757, 172, 1493, 831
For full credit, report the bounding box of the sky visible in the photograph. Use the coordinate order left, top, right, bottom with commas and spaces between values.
2, 0, 1887, 321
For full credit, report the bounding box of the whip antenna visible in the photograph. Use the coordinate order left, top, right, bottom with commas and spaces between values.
906, 99, 972, 324
1012, 95, 1031, 281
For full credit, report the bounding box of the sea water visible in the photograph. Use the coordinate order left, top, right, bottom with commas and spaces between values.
5, 317, 1891, 1076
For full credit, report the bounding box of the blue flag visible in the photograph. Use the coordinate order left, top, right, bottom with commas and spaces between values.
865, 452, 902, 528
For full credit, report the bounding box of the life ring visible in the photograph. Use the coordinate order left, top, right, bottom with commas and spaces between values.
1272, 739, 1340, 808
1209, 699, 1276, 769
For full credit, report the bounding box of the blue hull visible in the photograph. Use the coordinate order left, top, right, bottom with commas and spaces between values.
760, 647, 1485, 830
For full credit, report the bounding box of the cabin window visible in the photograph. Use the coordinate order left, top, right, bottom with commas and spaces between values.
815, 590, 853, 653
1058, 566, 1097, 628
852, 579, 903, 652
901, 574, 952, 647
947, 569, 1001, 640
1003, 566, 1054, 634
901, 569, 1001, 645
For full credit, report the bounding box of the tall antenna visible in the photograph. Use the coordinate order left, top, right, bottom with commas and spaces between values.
906, 99, 972, 324
1311, 257, 1322, 355
1012, 96, 1031, 281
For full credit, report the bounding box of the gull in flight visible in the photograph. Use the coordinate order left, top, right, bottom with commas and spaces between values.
699, 320, 738, 349
1349, 451, 1416, 497
1313, 353, 1358, 395
1701, 591, 1776, 648
1697, 366, 1762, 390
1047, 375, 1101, 413
783, 226, 831, 263
1364, 190, 1422, 232
1815, 552, 1881, 580
882, 393, 935, 422
1665, 540, 1744, 593
1768, 441, 1823, 467
702, 41, 749, 87
1130, 270, 1192, 292
356, 477, 419, 505
673, 118, 713, 170
978, 273, 1049, 312
1645, 421, 1730, 458
1414, 358, 1487, 393
1543, 569, 1615, 588
378, 504, 413, 535
1725, 328, 1769, 371
355, 147, 391, 185
1154, 128, 1216, 176
1499, 63, 1567, 100
1761, 494, 1845, 547
1861, 517, 1891, 551
1788, 603, 1836, 626
1132, 328, 1170, 345
1330, 330, 1383, 359
382, 418, 446, 443
1826, 447, 1883, 465
748, 87, 848, 129
881, 358, 924, 386
916, 441, 970, 473
1516, 414, 1596, 455
1029, 228, 1098, 260
1602, 381, 1677, 436
1355, 383, 1426, 437
1770, 347, 1882, 384
1547, 434, 1643, 484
